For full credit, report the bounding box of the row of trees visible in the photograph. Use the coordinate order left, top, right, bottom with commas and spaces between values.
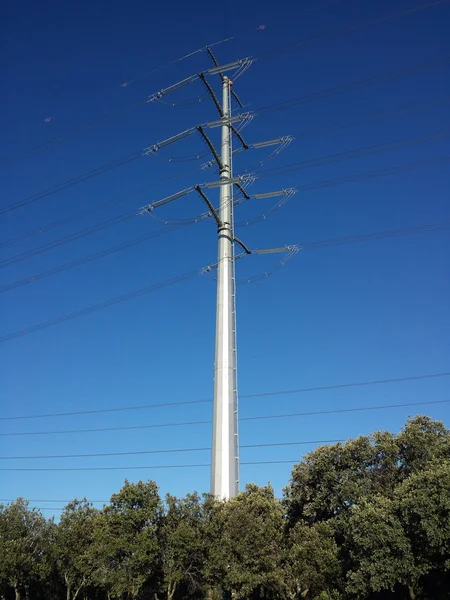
1, 416, 449, 600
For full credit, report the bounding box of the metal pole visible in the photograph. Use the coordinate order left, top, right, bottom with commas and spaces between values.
211, 76, 239, 499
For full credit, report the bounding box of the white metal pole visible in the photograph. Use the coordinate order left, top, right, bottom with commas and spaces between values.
211, 76, 238, 499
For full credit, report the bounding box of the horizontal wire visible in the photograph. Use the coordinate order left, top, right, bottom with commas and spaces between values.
14, 507, 86, 511
0, 212, 136, 269
3, 56, 447, 259
0, 222, 189, 293
1, 399, 448, 437
3, 432, 450, 470
255, 155, 450, 183
284, 96, 450, 140
297, 222, 450, 250
0, 268, 202, 343
0, 498, 108, 503
254, 129, 450, 177
0, 461, 302, 472
1, 372, 446, 421
2, 129, 447, 275
0, 100, 147, 169
0, 31, 251, 167
258, 0, 450, 62
1, 219, 448, 344
3, 52, 448, 227
2, 2, 443, 169
0, 163, 201, 250
0, 152, 142, 216
0, 439, 347, 460
257, 59, 450, 117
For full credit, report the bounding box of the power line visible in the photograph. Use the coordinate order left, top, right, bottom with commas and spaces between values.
0, 439, 346, 461
2, 1, 443, 170
0, 211, 136, 269
240, 400, 450, 422
283, 96, 450, 140
256, 58, 450, 117
1, 399, 448, 437
254, 130, 450, 178
0, 163, 200, 250
0, 30, 256, 167
0, 222, 191, 294
3, 53, 448, 223
1, 372, 448, 421
296, 222, 450, 250
1, 220, 448, 344
0, 461, 301, 472
256, 155, 450, 183
258, 0, 450, 61
0, 151, 142, 216
0, 498, 108, 503
2, 137, 448, 275
0, 267, 203, 343
5, 507, 81, 511
3, 433, 450, 471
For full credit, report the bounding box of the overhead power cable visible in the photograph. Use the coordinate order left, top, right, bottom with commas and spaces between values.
0, 57, 450, 230
1, 372, 447, 421
0, 163, 201, 250
2, 136, 448, 274
0, 462, 276, 472
256, 58, 450, 117
258, 0, 450, 61
1, 98, 444, 258
297, 223, 450, 250
0, 267, 204, 343
0, 499, 109, 504
1, 399, 448, 438
0, 28, 263, 168
1, 221, 448, 344
0, 151, 142, 216
1, 420, 449, 471
2, 52, 448, 223
254, 155, 450, 183
0, 222, 192, 294
0, 211, 137, 269
2, 1, 444, 169
0, 439, 349, 461
253, 129, 450, 177
285, 96, 450, 140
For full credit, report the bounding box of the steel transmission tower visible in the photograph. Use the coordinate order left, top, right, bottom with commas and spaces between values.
140, 50, 297, 499
212, 74, 238, 498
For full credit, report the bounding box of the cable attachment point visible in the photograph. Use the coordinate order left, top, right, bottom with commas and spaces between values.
234, 236, 252, 255
194, 186, 222, 227
200, 264, 214, 275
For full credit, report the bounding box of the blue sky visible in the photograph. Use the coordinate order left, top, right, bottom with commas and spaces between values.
1, 0, 449, 516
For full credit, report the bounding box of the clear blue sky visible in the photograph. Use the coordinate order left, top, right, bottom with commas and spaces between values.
1, 0, 449, 516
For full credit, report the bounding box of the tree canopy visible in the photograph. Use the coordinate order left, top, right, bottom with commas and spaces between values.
1, 416, 448, 600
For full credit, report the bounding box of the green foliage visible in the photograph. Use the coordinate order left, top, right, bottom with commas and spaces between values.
284, 522, 343, 599
161, 491, 211, 599
53, 499, 98, 600
1, 416, 448, 600
88, 480, 163, 599
0, 498, 51, 600
206, 484, 285, 599
283, 430, 399, 525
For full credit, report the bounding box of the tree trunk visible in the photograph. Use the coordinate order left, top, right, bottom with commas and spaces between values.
14, 589, 21, 600
73, 580, 85, 600
408, 586, 416, 600
167, 581, 176, 600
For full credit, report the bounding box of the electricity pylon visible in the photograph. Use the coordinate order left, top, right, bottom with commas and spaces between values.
140, 50, 297, 498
